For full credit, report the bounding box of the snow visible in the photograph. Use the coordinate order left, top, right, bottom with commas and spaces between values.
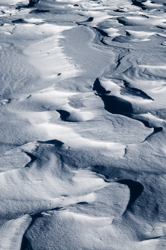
0, 0, 166, 249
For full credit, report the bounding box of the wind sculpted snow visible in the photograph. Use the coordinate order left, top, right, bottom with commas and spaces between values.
0, 0, 166, 249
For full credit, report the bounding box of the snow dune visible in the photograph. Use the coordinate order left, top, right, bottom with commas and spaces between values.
0, 0, 166, 249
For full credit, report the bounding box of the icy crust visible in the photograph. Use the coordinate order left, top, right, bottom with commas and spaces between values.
0, 0, 166, 250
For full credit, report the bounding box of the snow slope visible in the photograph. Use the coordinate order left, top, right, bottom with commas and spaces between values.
0, 0, 166, 249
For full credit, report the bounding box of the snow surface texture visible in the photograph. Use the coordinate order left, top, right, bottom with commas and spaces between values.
0, 0, 166, 249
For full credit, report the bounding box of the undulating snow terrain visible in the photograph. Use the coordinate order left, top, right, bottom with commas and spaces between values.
0, 0, 166, 249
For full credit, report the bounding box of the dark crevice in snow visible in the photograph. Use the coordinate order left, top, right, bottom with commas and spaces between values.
16, 0, 39, 9
100, 94, 133, 115
94, 27, 109, 37
131, 0, 147, 9
127, 115, 153, 128
123, 80, 154, 100
93, 78, 133, 115
76, 17, 94, 25
142, 127, 163, 142
20, 213, 43, 250
85, 17, 94, 22
38, 139, 64, 147
56, 109, 70, 121
24, 152, 37, 168
93, 78, 110, 94
30, 9, 50, 13
12, 19, 27, 24
115, 51, 129, 69
20, 236, 33, 250
93, 77, 163, 141
117, 179, 144, 209
28, 0, 40, 7
77, 201, 89, 205
91, 165, 140, 181
92, 26, 110, 45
